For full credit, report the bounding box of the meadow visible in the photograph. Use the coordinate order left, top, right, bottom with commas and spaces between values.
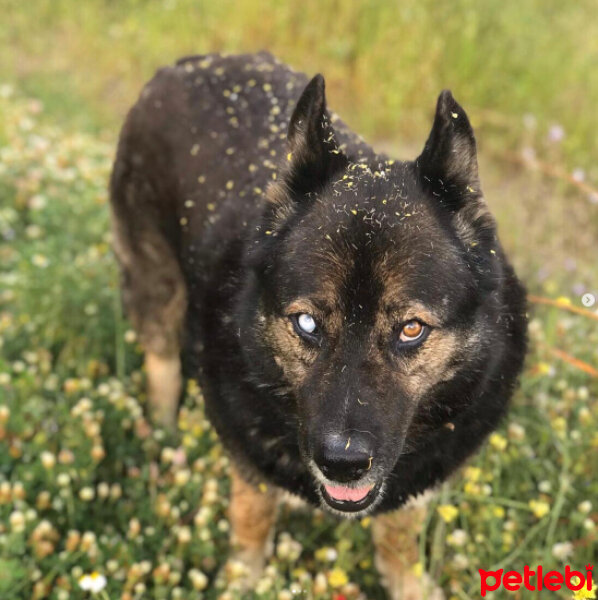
0, 1, 597, 598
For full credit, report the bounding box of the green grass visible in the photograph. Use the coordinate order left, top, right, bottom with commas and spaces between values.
0, 3, 597, 599
1, 0, 598, 172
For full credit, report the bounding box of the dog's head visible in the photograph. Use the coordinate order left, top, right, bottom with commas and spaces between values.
241, 75, 503, 516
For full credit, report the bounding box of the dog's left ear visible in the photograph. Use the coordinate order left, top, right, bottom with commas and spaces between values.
283, 74, 347, 197
415, 90, 481, 211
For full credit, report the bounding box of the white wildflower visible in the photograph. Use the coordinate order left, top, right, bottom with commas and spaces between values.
79, 572, 107, 593
552, 541, 574, 561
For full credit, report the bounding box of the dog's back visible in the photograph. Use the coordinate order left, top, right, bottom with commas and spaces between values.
110, 52, 293, 424
112, 52, 377, 262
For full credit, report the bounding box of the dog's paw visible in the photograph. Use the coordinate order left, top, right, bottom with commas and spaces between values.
382, 572, 445, 600
220, 549, 266, 590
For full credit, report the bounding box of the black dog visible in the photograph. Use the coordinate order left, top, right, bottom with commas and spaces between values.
110, 52, 527, 597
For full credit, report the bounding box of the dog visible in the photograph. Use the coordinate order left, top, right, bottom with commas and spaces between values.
110, 52, 527, 598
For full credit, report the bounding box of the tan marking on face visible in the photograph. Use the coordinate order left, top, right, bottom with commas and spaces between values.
400, 329, 460, 396
385, 300, 443, 329
369, 296, 443, 359
265, 286, 349, 386
372, 253, 460, 395
263, 310, 318, 387
372, 293, 476, 400
286, 291, 344, 335
284, 298, 317, 317
400, 327, 481, 401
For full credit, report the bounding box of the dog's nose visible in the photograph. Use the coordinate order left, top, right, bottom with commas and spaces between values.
314, 433, 374, 483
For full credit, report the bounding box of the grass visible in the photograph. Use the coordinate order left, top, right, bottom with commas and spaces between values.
2, 0, 598, 170
0, 3, 597, 599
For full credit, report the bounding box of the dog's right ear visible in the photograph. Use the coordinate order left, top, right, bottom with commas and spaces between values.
283, 74, 347, 197
416, 90, 481, 211
417, 91, 500, 291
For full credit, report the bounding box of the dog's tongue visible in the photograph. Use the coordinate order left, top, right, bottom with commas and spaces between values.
324, 484, 372, 503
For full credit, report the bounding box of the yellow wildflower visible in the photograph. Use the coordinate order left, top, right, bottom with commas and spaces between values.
536, 362, 552, 375
437, 504, 459, 523
572, 576, 596, 599
552, 417, 567, 434
529, 499, 550, 518
489, 432, 507, 451
327, 567, 348, 589
464, 481, 482, 496
315, 547, 338, 562
464, 466, 482, 482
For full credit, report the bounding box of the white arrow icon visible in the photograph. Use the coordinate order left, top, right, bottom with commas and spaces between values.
581, 293, 596, 308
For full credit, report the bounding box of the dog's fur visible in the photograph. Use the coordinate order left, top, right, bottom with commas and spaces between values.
110, 52, 527, 597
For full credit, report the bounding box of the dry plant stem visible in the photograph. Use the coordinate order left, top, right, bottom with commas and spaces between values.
528, 295, 598, 323
492, 148, 598, 198
546, 347, 598, 378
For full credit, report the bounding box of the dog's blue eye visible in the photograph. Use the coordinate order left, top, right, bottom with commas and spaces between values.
297, 313, 317, 334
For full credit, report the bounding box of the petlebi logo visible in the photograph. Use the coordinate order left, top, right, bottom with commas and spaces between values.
479, 564, 594, 597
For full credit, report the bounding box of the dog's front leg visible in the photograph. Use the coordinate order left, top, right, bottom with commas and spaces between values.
144, 352, 182, 431
372, 496, 444, 600
227, 464, 280, 584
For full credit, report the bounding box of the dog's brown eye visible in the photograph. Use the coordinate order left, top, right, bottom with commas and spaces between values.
399, 320, 424, 342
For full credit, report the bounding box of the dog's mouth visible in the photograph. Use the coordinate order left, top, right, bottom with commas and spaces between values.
320, 480, 381, 513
